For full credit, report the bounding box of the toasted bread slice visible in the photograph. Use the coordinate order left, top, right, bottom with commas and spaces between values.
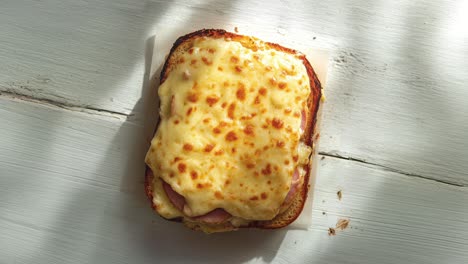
145, 29, 322, 232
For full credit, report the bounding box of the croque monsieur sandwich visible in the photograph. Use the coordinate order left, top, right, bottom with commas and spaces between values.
145, 29, 322, 233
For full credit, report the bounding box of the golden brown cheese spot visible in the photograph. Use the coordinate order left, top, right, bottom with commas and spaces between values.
269, 77, 277, 86
178, 57, 185, 64
203, 118, 211, 124
213, 127, 222, 134
206, 96, 219, 107
188, 48, 194, 54
186, 107, 193, 116
190, 171, 198, 180
225, 179, 231, 185
223, 81, 229, 87
236, 83, 246, 101
214, 191, 224, 199
178, 163, 186, 173
272, 118, 284, 129
219, 121, 228, 127
293, 155, 299, 162
261, 163, 272, 175
265, 66, 272, 71
183, 143, 193, 151
254, 96, 260, 105
284, 159, 290, 165
261, 192, 268, 200
174, 120, 180, 125
208, 48, 216, 54
173, 157, 181, 163
284, 108, 292, 115
259, 87, 267, 96
231, 147, 237, 154
225, 131, 238, 141
246, 162, 256, 169
197, 182, 213, 189
190, 59, 197, 65
217, 66, 223, 71
214, 149, 224, 156
243, 124, 255, 136
250, 196, 259, 201
204, 144, 215, 152
235, 66, 242, 73
278, 82, 287, 89
230, 56, 239, 63
276, 141, 285, 148
202, 57, 212, 65
187, 93, 198, 103
221, 102, 227, 108
227, 103, 236, 119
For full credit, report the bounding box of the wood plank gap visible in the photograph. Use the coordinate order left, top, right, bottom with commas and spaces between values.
319, 151, 467, 188
0, 89, 128, 119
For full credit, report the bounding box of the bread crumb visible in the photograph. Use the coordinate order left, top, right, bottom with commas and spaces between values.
314, 133, 320, 140
234, 27, 239, 33
337, 190, 342, 200
336, 218, 350, 230
328, 219, 350, 236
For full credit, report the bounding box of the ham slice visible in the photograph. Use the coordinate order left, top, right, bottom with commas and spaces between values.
162, 181, 185, 211
193, 208, 231, 223
283, 168, 300, 205
162, 180, 231, 222
300, 109, 306, 131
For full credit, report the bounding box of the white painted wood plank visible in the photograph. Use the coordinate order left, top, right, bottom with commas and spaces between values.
2, 0, 467, 185
1, 97, 467, 264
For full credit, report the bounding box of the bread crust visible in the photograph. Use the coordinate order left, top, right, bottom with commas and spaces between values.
145, 29, 322, 231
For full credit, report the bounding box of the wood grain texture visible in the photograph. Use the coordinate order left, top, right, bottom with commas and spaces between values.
1, 0, 468, 263
1, 98, 468, 264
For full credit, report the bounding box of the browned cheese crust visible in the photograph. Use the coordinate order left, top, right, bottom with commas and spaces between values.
145, 29, 322, 230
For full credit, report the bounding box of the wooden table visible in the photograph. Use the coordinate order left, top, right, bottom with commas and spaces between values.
1, 0, 467, 263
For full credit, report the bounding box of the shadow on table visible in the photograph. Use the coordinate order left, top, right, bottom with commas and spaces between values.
90, 33, 286, 263
21, 1, 285, 263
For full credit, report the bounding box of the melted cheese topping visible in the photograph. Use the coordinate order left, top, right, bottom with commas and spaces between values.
146, 37, 311, 221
